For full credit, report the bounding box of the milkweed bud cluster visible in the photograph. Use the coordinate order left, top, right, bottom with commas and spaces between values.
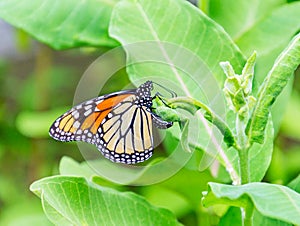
221, 52, 257, 120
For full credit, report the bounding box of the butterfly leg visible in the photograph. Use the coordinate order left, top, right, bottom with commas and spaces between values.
151, 113, 173, 129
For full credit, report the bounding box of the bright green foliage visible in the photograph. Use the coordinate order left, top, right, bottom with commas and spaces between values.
0, 0, 119, 49
210, 1, 300, 135
248, 116, 273, 182
59, 156, 97, 180
0, 0, 299, 225
210, 0, 300, 82
110, 0, 245, 181
203, 182, 300, 225
110, 0, 245, 85
247, 34, 300, 144
30, 176, 181, 226
209, 0, 285, 40
219, 207, 292, 226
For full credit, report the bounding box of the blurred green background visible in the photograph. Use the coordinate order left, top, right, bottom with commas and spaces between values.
0, 20, 130, 224
0, 19, 299, 225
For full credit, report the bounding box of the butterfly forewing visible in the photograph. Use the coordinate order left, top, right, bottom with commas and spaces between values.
49, 92, 131, 142
49, 81, 172, 164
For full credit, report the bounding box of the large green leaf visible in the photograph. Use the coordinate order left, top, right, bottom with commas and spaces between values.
30, 176, 181, 226
110, 0, 245, 83
246, 33, 300, 144
209, 0, 285, 40
202, 182, 300, 225
235, 2, 300, 76
0, 0, 119, 49
235, 2, 300, 135
248, 117, 273, 182
210, 1, 300, 85
110, 0, 245, 182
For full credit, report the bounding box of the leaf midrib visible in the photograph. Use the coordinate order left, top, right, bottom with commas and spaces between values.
135, 1, 239, 183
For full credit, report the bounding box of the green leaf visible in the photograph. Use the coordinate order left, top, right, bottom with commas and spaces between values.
110, 0, 245, 84
209, 0, 285, 40
0, 0, 119, 49
251, 209, 292, 226
59, 156, 96, 179
59, 149, 191, 186
202, 182, 300, 225
224, 115, 274, 183
235, 2, 300, 135
110, 0, 245, 181
248, 116, 273, 182
59, 156, 128, 191
30, 176, 181, 226
210, 1, 300, 83
15, 107, 69, 138
218, 207, 241, 226
288, 174, 300, 193
219, 207, 292, 226
235, 2, 300, 75
246, 33, 300, 144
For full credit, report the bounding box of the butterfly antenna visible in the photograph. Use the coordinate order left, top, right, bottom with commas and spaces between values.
152, 81, 177, 98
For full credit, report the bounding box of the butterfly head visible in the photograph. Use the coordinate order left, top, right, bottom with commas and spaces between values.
140, 80, 153, 90
135, 81, 153, 107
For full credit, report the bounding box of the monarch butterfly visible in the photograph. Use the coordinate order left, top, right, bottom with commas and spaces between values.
49, 81, 173, 164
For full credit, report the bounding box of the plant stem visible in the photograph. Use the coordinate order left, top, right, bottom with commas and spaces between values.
236, 114, 250, 184
163, 95, 254, 225
236, 114, 252, 225
166, 96, 236, 148
238, 147, 250, 184
242, 200, 254, 226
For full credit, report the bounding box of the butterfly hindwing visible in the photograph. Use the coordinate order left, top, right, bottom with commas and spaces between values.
98, 101, 154, 164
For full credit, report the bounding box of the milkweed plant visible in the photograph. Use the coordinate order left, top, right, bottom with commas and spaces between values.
0, 0, 300, 225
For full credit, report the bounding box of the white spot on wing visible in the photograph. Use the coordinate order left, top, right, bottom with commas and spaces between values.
73, 121, 80, 128
85, 100, 94, 105
84, 105, 93, 110
72, 111, 80, 119
84, 109, 92, 116
75, 104, 83, 110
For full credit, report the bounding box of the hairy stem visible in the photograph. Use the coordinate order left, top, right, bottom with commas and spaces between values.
236, 114, 250, 184
166, 96, 236, 148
